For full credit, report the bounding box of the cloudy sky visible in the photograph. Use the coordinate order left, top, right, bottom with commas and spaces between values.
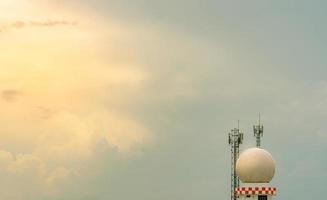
1, 0, 327, 199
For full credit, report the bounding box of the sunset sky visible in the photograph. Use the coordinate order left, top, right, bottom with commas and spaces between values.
1, 1, 327, 200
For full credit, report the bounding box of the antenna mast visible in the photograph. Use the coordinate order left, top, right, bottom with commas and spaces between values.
228, 121, 243, 200
253, 114, 264, 147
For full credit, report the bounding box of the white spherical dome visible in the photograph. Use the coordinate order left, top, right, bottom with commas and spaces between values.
236, 148, 275, 183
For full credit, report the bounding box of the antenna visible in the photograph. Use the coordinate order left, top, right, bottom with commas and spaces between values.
228, 122, 243, 200
253, 114, 264, 147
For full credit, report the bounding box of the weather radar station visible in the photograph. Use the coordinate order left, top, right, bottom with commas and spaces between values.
228, 117, 277, 200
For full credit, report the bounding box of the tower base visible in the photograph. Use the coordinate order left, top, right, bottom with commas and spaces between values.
236, 183, 276, 200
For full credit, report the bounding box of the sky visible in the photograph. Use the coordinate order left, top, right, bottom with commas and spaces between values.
0, 0, 327, 199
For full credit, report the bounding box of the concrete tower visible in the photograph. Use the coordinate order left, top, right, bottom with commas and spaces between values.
235, 148, 277, 200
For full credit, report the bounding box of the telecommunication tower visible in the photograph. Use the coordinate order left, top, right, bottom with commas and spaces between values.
253, 115, 263, 148
228, 122, 243, 200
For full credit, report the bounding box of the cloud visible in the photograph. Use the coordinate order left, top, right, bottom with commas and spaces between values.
0, 150, 62, 184
30, 20, 78, 27
37, 106, 57, 120
0, 20, 77, 33
1, 90, 22, 102
6, 153, 46, 176
45, 167, 71, 187
0, 11, 152, 199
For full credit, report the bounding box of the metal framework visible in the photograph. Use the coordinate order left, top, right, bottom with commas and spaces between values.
228, 126, 243, 200
253, 115, 264, 147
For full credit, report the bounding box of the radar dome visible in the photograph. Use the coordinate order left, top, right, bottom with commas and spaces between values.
236, 148, 275, 183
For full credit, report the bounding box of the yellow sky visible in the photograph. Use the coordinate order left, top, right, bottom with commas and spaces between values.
0, 0, 152, 195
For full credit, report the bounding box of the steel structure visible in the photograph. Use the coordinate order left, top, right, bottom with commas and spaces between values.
228, 125, 243, 200
253, 115, 264, 147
